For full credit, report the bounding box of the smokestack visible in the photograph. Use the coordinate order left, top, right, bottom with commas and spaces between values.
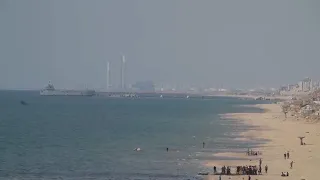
107, 61, 110, 91
121, 55, 126, 90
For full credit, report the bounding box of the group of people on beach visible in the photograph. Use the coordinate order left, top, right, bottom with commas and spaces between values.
235, 164, 268, 175
284, 151, 294, 169
211, 149, 294, 179
284, 151, 290, 159
213, 164, 268, 176
213, 166, 232, 175
212, 149, 296, 179
281, 172, 289, 177
246, 149, 262, 156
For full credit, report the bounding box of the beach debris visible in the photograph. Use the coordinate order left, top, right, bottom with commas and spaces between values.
280, 90, 320, 121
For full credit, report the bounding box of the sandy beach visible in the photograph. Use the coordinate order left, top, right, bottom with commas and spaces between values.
205, 104, 320, 180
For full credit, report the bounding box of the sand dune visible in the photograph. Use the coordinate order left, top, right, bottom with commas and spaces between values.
205, 104, 320, 180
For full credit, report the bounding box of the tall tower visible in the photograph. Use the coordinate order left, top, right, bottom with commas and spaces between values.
121, 55, 126, 90
107, 61, 110, 91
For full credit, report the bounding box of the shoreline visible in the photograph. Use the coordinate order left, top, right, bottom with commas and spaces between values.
209, 94, 291, 101
204, 103, 320, 180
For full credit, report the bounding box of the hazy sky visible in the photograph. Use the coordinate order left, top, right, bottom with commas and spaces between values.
0, 0, 320, 90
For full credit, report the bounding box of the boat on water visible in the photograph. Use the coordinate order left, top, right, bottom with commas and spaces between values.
108, 93, 138, 98
40, 83, 95, 96
20, 101, 28, 105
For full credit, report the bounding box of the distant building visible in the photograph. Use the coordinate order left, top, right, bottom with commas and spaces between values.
286, 84, 296, 91
301, 77, 312, 92
279, 77, 318, 96
132, 81, 155, 92
298, 81, 304, 91
279, 86, 288, 92
314, 82, 320, 90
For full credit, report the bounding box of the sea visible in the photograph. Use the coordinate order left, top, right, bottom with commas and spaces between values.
0, 91, 267, 180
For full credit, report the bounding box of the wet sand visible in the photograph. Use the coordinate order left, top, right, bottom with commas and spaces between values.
205, 104, 320, 180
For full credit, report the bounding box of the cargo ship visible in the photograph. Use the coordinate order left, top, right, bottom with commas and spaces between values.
40, 83, 95, 96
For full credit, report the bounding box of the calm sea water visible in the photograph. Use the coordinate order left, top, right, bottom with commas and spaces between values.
0, 91, 265, 180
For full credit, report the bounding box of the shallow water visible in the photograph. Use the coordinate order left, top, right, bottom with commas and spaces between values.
0, 91, 265, 179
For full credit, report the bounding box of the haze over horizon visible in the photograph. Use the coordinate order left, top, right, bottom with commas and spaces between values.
0, 0, 319, 90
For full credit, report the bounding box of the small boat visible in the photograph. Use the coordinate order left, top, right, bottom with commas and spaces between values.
198, 172, 209, 175
20, 101, 28, 105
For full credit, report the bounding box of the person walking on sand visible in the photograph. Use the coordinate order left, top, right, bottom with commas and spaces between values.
284, 153, 286, 159
265, 165, 268, 173
259, 165, 262, 174
259, 158, 262, 166
287, 151, 290, 159
290, 161, 294, 169
219, 174, 221, 180
248, 175, 251, 180
202, 142, 205, 148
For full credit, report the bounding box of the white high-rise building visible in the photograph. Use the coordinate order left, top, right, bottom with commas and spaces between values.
298, 81, 303, 91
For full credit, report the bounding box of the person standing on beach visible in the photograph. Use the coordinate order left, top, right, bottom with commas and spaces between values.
259, 158, 262, 166
284, 153, 286, 159
166, 148, 169, 152
219, 174, 221, 180
287, 151, 290, 159
290, 161, 294, 169
202, 142, 205, 148
248, 175, 251, 180
265, 165, 268, 173
258, 165, 262, 174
